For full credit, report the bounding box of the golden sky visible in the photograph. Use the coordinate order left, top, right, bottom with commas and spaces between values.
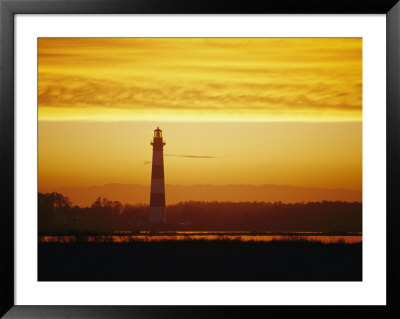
38, 38, 362, 122
38, 38, 362, 196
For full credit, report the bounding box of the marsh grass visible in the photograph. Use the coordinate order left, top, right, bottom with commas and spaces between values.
38, 239, 362, 281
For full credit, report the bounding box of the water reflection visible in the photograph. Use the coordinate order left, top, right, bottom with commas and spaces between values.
39, 233, 362, 244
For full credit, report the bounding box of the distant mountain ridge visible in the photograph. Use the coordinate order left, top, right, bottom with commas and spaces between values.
40, 183, 362, 207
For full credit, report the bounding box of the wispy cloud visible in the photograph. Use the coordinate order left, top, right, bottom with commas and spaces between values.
38, 74, 360, 112
38, 38, 362, 122
165, 154, 217, 159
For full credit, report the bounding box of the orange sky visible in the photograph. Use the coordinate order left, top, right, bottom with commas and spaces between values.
38, 38, 362, 197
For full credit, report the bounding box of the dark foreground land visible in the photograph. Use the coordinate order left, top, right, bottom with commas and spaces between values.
38, 240, 362, 281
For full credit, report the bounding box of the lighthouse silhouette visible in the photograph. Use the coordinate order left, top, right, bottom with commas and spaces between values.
149, 127, 167, 223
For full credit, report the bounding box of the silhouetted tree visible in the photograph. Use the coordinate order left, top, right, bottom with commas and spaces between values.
38, 192, 72, 232
38, 192, 362, 233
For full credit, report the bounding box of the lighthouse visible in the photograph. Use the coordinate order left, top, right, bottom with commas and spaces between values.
149, 127, 167, 223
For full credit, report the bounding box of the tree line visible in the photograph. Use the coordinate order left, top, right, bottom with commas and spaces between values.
38, 192, 362, 233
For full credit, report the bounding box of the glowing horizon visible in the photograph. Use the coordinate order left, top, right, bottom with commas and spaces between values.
38, 38, 362, 199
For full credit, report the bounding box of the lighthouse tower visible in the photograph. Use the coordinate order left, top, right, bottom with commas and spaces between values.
149, 127, 166, 223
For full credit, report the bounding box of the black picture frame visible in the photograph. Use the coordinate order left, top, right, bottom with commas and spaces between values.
1, 0, 399, 318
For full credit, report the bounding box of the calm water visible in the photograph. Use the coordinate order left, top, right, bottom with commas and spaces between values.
39, 232, 362, 244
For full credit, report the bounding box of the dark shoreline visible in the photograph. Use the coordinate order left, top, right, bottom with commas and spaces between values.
38, 230, 362, 236
38, 240, 362, 281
